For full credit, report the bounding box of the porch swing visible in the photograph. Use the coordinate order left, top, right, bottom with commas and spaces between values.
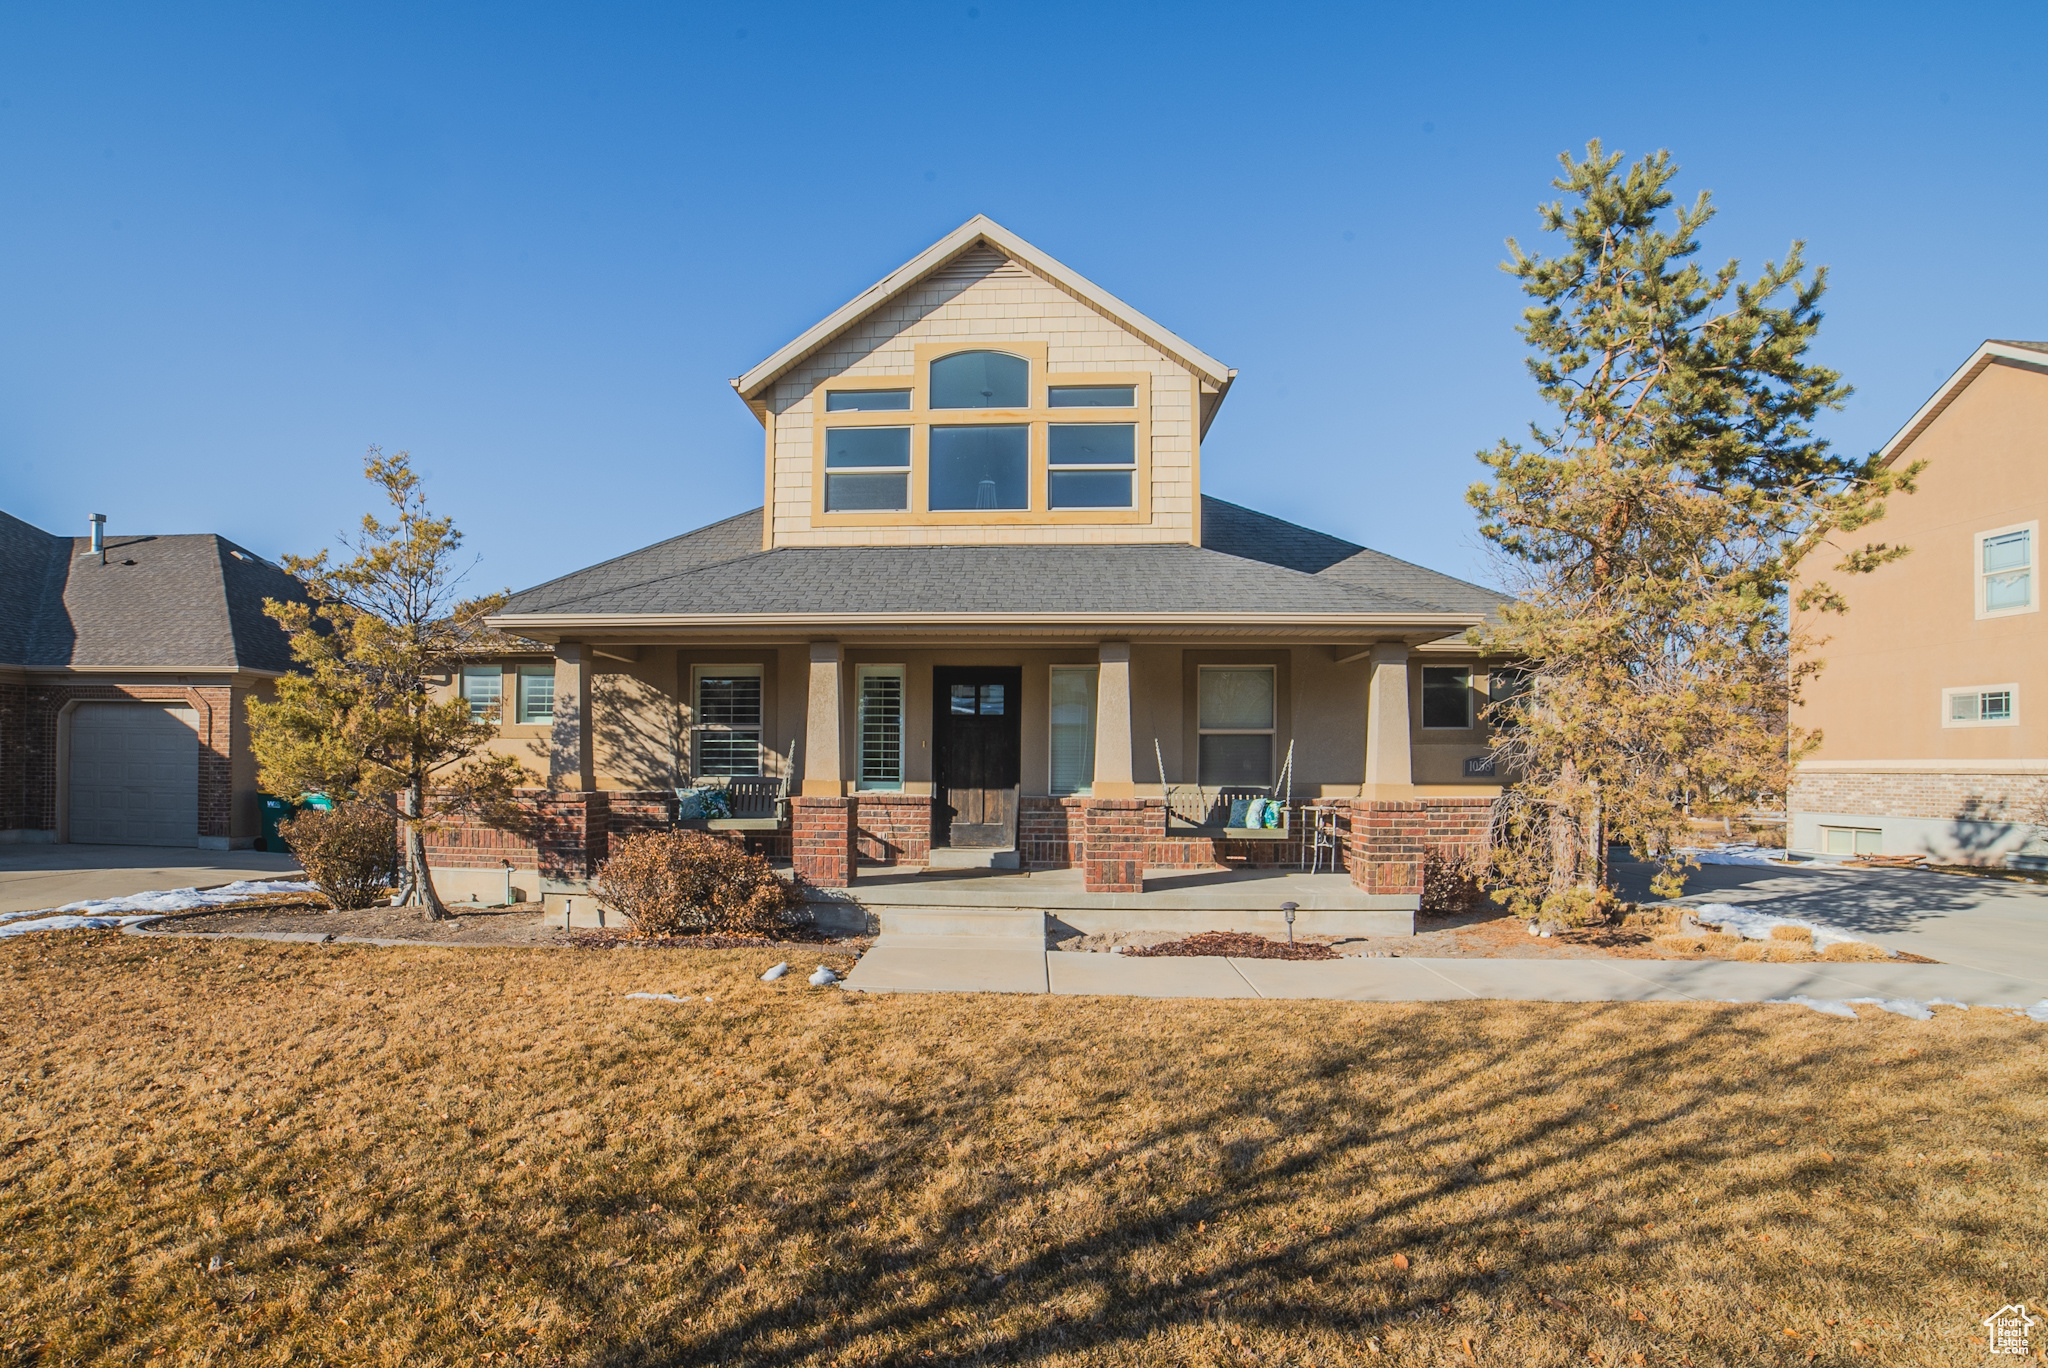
1155, 738, 1294, 841
671, 739, 799, 833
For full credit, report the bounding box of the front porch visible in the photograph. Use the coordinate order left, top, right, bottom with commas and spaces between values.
813, 864, 1415, 938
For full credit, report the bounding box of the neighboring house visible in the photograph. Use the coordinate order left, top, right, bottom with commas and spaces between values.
1790, 340, 2048, 864
0, 510, 304, 849
447, 216, 1512, 902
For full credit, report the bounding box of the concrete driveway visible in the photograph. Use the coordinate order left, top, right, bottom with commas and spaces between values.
1613, 857, 2048, 993
0, 845, 304, 915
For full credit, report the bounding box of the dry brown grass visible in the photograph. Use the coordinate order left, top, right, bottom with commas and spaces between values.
3, 933, 2045, 1367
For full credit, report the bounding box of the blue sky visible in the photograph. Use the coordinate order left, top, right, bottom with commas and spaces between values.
2, 2, 2042, 593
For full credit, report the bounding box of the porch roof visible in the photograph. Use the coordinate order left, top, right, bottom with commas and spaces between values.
491, 500, 1510, 640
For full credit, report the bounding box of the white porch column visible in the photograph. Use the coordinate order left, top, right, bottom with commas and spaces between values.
802, 641, 845, 796
1362, 642, 1413, 796
1093, 640, 1136, 798
549, 642, 595, 790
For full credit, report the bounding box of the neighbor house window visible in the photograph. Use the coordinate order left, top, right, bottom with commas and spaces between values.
1198, 666, 1275, 787
1047, 424, 1136, 509
929, 424, 1028, 510
1049, 666, 1098, 795
857, 666, 905, 790
1821, 826, 1883, 856
1978, 523, 2036, 617
1944, 685, 2018, 727
812, 347, 1147, 521
460, 665, 503, 722
824, 425, 911, 512
515, 665, 554, 725
1421, 667, 1474, 729
693, 667, 763, 776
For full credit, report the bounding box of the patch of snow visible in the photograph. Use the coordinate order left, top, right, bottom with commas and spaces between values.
625, 992, 690, 1003
1690, 902, 1880, 951
808, 965, 838, 986
760, 962, 789, 981
0, 878, 320, 938
1769, 995, 1860, 1019
2027, 1000, 2048, 1023
2, 879, 319, 927
1844, 997, 1935, 1021
1679, 845, 1788, 868
0, 912, 164, 939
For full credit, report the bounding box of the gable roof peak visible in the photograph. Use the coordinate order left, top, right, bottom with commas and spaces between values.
732, 215, 1234, 408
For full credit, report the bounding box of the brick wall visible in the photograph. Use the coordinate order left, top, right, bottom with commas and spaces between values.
1020, 796, 1086, 869
855, 793, 934, 865
1079, 798, 1163, 893
1416, 796, 1494, 861
6, 682, 237, 840
0, 676, 27, 834
1791, 770, 2048, 824
1349, 800, 1427, 897
791, 795, 858, 888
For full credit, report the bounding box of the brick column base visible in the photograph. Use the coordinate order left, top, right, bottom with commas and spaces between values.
1350, 799, 1426, 897
792, 795, 859, 889
1081, 798, 1163, 893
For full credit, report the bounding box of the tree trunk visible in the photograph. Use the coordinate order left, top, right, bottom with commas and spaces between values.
400, 785, 450, 921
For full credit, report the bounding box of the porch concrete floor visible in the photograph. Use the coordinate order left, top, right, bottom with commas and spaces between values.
812, 866, 1415, 939
818, 866, 1392, 911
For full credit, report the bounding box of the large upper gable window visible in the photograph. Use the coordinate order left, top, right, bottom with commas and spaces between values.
811, 344, 1147, 524
929, 425, 1029, 510
929, 350, 1028, 409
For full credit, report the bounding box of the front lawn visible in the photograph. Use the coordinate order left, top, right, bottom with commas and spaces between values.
2, 933, 2042, 1365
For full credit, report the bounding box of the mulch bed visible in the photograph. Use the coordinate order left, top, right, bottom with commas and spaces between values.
568, 929, 856, 951
1124, 930, 1337, 961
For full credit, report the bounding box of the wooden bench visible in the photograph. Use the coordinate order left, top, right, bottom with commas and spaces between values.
670, 776, 790, 833
1163, 787, 1293, 842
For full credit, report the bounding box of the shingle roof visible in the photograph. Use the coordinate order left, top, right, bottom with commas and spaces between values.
499, 499, 1508, 622
0, 511, 306, 671
1201, 498, 1509, 615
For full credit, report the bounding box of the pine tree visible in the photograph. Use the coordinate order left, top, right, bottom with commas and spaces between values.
1471, 141, 1919, 910
247, 449, 532, 919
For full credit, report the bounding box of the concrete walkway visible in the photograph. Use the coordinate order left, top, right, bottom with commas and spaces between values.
843, 939, 2048, 1005
0, 844, 304, 915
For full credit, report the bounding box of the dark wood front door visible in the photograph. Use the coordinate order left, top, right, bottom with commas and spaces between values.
933, 666, 1021, 848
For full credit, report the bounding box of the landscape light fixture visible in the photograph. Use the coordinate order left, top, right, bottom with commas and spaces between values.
1282, 901, 1298, 944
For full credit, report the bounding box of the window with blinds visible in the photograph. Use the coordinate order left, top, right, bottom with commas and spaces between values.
1049, 666, 1097, 795
693, 668, 763, 777
858, 666, 905, 790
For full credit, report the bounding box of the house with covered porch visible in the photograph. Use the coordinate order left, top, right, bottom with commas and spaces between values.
440, 217, 1509, 924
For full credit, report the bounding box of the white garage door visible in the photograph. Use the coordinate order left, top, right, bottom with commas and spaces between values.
68, 703, 201, 847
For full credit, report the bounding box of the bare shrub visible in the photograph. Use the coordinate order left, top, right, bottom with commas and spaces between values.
1421, 848, 1486, 915
594, 831, 808, 938
279, 803, 397, 910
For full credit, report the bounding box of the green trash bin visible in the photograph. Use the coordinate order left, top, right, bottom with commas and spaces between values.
258, 794, 297, 854
258, 792, 335, 852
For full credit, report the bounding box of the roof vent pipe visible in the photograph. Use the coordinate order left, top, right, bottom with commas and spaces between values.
89, 513, 106, 563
